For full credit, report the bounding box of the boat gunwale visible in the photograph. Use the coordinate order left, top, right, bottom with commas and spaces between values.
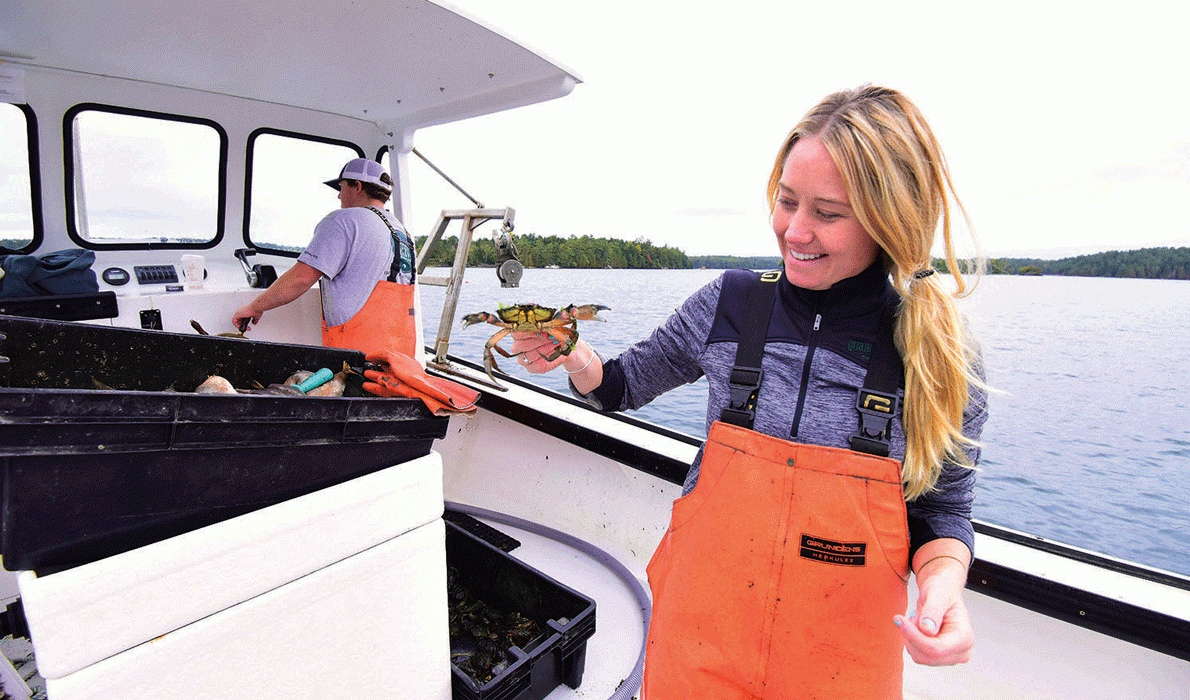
434, 352, 699, 486
969, 556, 1190, 661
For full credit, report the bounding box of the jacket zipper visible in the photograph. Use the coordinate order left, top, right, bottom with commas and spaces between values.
789, 308, 822, 439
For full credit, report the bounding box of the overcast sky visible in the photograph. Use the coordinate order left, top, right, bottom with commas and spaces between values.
406, 0, 1189, 259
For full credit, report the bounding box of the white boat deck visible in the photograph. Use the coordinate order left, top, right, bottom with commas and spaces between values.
458, 514, 647, 699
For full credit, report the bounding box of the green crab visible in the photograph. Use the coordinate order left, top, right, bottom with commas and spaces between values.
461, 303, 609, 382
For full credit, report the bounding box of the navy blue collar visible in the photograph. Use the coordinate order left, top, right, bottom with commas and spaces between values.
782, 261, 894, 320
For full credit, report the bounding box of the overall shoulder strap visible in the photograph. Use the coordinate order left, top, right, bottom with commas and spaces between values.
849, 303, 903, 456
366, 206, 415, 284
719, 269, 781, 429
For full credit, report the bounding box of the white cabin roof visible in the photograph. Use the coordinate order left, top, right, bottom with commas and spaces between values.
0, 0, 580, 131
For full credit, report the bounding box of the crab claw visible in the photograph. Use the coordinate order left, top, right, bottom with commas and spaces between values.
461, 312, 496, 328
563, 304, 610, 321
484, 354, 503, 384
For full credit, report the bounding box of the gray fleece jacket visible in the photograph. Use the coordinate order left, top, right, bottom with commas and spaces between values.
579, 263, 986, 558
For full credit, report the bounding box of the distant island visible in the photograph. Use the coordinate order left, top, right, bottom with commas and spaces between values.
417, 233, 1189, 280
692, 247, 1190, 280
935, 247, 1190, 280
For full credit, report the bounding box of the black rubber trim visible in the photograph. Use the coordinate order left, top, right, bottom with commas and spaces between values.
436, 352, 695, 485
0, 291, 118, 321
10, 103, 43, 254
973, 520, 1190, 592
967, 555, 1190, 661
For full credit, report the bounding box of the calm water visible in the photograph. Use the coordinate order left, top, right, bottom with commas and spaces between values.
421, 268, 1190, 577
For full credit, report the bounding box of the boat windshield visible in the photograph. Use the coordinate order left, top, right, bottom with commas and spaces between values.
65, 107, 224, 247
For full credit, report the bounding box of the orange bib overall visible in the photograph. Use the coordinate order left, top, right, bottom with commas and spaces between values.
321, 205, 417, 357
321, 279, 417, 357
642, 420, 910, 700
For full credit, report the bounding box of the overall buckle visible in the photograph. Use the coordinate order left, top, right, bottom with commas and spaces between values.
850, 388, 898, 457
721, 366, 763, 427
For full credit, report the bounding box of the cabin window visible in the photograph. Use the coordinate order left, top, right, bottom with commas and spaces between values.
1, 103, 37, 252
246, 131, 361, 255
66, 107, 225, 248
378, 147, 392, 177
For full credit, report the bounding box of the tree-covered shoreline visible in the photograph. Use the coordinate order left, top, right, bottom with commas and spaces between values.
4, 232, 1185, 280
416, 233, 691, 269
419, 232, 1188, 279
934, 247, 1190, 280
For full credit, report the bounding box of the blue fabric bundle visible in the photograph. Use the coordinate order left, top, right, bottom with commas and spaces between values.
0, 248, 99, 297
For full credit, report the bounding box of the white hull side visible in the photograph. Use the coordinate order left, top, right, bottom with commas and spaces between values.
17, 455, 450, 699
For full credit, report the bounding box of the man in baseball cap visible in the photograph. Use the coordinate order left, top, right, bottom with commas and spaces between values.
234, 158, 416, 355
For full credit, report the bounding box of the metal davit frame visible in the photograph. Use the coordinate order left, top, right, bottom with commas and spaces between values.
416, 207, 520, 390
411, 147, 524, 389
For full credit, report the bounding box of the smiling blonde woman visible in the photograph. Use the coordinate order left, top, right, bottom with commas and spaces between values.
514, 84, 988, 699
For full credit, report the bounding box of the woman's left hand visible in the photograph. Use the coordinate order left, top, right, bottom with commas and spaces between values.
508, 332, 568, 373
894, 554, 974, 666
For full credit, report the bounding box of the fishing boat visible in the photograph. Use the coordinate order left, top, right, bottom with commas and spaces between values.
1, 2, 1187, 699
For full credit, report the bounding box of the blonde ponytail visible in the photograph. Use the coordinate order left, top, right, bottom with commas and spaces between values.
892, 269, 983, 499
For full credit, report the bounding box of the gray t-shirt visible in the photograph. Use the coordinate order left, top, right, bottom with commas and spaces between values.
298, 207, 408, 326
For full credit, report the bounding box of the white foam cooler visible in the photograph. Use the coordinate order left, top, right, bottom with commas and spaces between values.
15, 451, 451, 700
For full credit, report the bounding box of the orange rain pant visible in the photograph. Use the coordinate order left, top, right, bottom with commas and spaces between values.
321, 279, 417, 358
642, 421, 910, 700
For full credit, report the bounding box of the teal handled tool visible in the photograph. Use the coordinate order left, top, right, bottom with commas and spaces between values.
294, 367, 335, 393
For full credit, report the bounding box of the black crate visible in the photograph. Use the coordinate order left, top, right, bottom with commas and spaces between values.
446, 520, 596, 700
0, 316, 449, 573
0, 314, 378, 394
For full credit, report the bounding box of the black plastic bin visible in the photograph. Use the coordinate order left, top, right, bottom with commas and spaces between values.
446, 520, 597, 700
0, 316, 449, 574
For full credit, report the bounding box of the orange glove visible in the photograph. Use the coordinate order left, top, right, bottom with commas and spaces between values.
362, 350, 480, 416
